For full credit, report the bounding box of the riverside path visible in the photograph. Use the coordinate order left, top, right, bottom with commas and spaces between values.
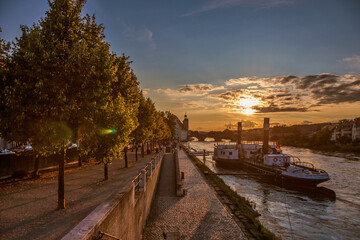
142, 148, 247, 240
0, 151, 158, 240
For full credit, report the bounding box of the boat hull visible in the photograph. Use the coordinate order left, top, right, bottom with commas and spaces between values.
213, 156, 243, 168
214, 157, 328, 188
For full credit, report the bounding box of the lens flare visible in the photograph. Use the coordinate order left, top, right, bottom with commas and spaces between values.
100, 129, 116, 135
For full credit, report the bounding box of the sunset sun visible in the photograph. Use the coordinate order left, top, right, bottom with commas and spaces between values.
235, 96, 261, 115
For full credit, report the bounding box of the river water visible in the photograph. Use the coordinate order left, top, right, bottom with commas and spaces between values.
187, 141, 360, 240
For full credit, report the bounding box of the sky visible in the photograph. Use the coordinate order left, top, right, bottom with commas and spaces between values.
1, 0, 360, 131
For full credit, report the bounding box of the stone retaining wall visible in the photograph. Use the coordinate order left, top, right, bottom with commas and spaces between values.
62, 153, 167, 240
174, 149, 183, 197
0, 148, 78, 179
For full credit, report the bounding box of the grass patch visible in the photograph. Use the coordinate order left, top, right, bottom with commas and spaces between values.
181, 144, 280, 240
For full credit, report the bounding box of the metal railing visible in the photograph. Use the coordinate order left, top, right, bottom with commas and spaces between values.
291, 161, 315, 170
132, 150, 164, 196
132, 172, 142, 192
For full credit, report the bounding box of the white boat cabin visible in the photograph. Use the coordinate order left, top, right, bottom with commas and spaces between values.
263, 154, 290, 166
214, 145, 238, 160
214, 143, 282, 161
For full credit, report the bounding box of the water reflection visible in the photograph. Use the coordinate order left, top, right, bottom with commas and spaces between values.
189, 141, 360, 240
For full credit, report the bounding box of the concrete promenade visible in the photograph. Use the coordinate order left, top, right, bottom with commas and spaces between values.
0, 151, 158, 240
143, 149, 247, 240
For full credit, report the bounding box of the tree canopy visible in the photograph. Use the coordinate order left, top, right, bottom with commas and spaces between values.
0, 0, 175, 183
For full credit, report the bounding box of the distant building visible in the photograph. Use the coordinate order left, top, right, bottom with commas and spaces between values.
331, 119, 356, 142
352, 118, 360, 141
0, 137, 21, 151
174, 114, 189, 142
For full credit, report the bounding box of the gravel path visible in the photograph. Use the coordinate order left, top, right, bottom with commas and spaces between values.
0, 151, 158, 240
142, 149, 247, 240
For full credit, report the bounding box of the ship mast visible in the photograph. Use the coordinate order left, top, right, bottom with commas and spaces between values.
262, 118, 270, 155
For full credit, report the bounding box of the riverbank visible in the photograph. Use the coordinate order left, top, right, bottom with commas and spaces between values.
143, 149, 248, 239
180, 144, 279, 240
282, 143, 360, 155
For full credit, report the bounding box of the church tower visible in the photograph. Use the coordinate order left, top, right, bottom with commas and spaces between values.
183, 114, 189, 131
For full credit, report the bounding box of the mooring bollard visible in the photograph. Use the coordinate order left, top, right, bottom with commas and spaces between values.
203, 149, 206, 163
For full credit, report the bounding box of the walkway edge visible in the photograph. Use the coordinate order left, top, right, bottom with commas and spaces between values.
180, 144, 279, 240
62, 154, 164, 240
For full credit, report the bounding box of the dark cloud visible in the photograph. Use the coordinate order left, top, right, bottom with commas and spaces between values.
311, 79, 360, 104
264, 74, 359, 111
213, 89, 244, 101
158, 74, 360, 115
293, 74, 338, 89
253, 106, 308, 113
276, 93, 292, 98
178, 84, 224, 94
179, 85, 192, 93
280, 75, 297, 84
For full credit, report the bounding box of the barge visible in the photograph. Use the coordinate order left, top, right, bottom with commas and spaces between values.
213, 118, 330, 188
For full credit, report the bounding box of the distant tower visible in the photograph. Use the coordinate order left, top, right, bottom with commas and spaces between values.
183, 114, 189, 131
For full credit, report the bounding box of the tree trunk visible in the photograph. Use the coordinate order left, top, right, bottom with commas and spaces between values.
75, 127, 81, 167
58, 148, 65, 209
146, 142, 150, 154
78, 150, 82, 167
124, 147, 128, 168
33, 155, 40, 178
104, 163, 108, 180
135, 146, 138, 161
141, 144, 144, 157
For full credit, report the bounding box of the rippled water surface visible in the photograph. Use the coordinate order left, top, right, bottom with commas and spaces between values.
188, 141, 360, 240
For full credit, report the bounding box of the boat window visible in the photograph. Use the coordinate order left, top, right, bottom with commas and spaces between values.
229, 152, 232, 155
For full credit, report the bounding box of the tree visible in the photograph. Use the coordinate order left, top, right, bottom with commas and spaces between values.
162, 111, 176, 139
113, 54, 141, 166
153, 111, 172, 144
0, 30, 14, 146
0, 0, 122, 209
132, 96, 157, 158
80, 95, 136, 180
309, 127, 332, 147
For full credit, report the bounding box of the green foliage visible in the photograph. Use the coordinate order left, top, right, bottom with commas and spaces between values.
132, 96, 157, 144
153, 111, 172, 141
162, 111, 176, 138
0, 31, 14, 140
80, 96, 136, 164
1, 0, 171, 168
0, 0, 138, 161
30, 120, 73, 156
309, 127, 332, 147
113, 54, 141, 109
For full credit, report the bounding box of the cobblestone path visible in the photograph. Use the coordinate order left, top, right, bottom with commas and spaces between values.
143, 149, 247, 240
0, 151, 158, 240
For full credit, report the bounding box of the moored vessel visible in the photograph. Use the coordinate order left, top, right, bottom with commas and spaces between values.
213, 118, 330, 188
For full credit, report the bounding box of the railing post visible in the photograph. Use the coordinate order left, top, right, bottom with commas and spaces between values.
132, 180, 136, 207
149, 162, 153, 176
142, 169, 147, 191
